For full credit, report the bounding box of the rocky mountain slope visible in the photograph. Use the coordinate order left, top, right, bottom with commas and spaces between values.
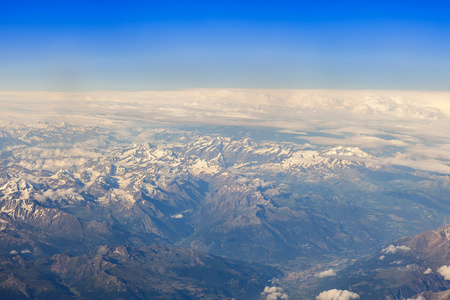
0, 243, 280, 299
294, 225, 450, 299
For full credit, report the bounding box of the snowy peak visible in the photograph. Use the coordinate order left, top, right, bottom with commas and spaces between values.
0, 179, 34, 195
321, 146, 372, 158
180, 136, 374, 173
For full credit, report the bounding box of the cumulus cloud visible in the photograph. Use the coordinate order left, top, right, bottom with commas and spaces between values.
21, 249, 31, 254
379, 255, 385, 260
316, 269, 337, 278
381, 245, 411, 254
424, 268, 432, 274
316, 289, 359, 300
438, 265, 450, 280
261, 286, 289, 300
9, 250, 17, 255
171, 213, 183, 219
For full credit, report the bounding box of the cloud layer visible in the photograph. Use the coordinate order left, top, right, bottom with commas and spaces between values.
3, 89, 450, 174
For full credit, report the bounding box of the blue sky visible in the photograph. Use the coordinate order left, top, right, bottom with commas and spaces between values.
1, 1, 449, 91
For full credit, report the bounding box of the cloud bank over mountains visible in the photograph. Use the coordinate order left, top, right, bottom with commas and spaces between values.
2, 89, 450, 173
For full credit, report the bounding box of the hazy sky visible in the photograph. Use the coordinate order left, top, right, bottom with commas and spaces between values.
1, 1, 449, 91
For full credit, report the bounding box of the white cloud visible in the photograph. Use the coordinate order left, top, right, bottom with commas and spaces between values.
34, 188, 78, 202
171, 213, 183, 219
5, 89, 450, 174
438, 265, 450, 280
13, 145, 100, 172
399, 264, 418, 272
352, 95, 442, 120
407, 296, 426, 300
261, 286, 289, 300
424, 268, 432, 274
306, 135, 407, 149
316, 289, 359, 300
379, 255, 385, 260
316, 269, 337, 278
9, 250, 17, 255
21, 249, 31, 254
381, 245, 411, 254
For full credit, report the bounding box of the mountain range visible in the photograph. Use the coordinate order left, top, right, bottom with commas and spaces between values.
1, 122, 450, 299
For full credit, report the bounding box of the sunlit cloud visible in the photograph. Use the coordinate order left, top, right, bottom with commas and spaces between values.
381, 245, 411, 254
261, 286, 289, 300
3, 89, 450, 175
438, 265, 450, 280
316, 289, 359, 300
316, 269, 337, 278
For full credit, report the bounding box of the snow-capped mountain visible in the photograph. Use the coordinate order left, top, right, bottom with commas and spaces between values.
1, 123, 450, 298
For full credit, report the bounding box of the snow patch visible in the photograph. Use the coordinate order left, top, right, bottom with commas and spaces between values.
322, 146, 372, 158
